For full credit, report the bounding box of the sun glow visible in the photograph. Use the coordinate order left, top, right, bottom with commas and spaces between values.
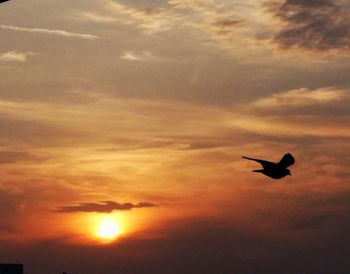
96, 216, 122, 241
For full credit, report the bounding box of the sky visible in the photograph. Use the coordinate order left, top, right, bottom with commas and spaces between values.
0, 0, 350, 273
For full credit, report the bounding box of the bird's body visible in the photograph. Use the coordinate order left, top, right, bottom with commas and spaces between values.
242, 153, 295, 179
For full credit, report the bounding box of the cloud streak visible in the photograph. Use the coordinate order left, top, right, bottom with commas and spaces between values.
0, 25, 99, 40
251, 87, 348, 109
56, 201, 157, 213
120, 50, 166, 62
0, 51, 33, 62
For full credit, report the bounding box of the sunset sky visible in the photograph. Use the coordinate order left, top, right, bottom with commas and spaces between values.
0, 0, 350, 273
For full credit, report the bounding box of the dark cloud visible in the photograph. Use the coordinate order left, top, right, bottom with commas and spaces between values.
216, 19, 241, 27
247, 189, 350, 234
3, 190, 350, 273
4, 202, 350, 274
272, 0, 350, 51
214, 19, 242, 36
56, 201, 157, 213
290, 213, 339, 229
282, 0, 335, 7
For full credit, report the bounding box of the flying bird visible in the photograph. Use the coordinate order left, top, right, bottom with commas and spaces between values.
242, 153, 295, 179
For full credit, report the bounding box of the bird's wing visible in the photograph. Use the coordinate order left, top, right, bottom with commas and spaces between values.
242, 156, 276, 169
278, 153, 295, 168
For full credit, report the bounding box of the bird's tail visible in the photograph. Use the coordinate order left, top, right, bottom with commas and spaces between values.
242, 156, 257, 161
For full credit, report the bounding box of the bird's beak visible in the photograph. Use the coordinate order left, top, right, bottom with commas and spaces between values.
289, 173, 291, 176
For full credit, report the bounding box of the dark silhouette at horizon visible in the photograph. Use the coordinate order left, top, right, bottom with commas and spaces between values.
242, 153, 295, 179
0, 264, 23, 274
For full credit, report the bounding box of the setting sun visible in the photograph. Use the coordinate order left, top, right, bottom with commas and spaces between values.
96, 217, 122, 240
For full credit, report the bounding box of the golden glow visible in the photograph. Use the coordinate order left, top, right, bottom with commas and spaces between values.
96, 216, 122, 240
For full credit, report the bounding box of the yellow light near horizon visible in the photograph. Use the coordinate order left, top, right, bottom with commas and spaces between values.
96, 217, 121, 240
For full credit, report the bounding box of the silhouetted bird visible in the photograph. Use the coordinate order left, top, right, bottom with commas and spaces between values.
242, 153, 295, 179
0, 0, 10, 3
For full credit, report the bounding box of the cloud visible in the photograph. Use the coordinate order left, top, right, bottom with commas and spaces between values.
81, 12, 117, 23
251, 87, 348, 109
56, 201, 157, 213
0, 25, 99, 40
0, 89, 348, 156
0, 51, 33, 62
120, 51, 166, 62
105, 1, 175, 34
272, 0, 350, 51
231, 86, 350, 138
278, 190, 350, 230
80, 0, 245, 53
121, 51, 143, 61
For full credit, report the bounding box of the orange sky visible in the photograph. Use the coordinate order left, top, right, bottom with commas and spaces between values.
0, 0, 350, 273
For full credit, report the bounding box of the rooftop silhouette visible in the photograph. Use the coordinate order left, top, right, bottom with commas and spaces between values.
0, 264, 23, 274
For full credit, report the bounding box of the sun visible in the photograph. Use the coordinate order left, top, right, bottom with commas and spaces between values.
96, 216, 122, 240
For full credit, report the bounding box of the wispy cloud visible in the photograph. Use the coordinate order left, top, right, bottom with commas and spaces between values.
251, 87, 348, 109
120, 51, 166, 62
80, 0, 249, 54
120, 51, 144, 61
56, 201, 157, 213
226, 86, 350, 138
0, 25, 99, 40
0, 88, 349, 151
81, 12, 117, 23
0, 51, 33, 62
106, 1, 175, 34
